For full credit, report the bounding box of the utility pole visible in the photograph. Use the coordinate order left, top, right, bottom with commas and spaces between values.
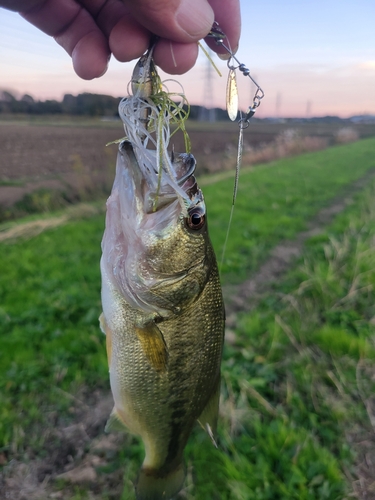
306, 100, 312, 118
275, 92, 282, 119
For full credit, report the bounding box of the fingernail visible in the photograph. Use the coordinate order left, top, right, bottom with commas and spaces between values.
98, 64, 109, 78
217, 52, 231, 61
217, 44, 238, 60
176, 0, 214, 38
99, 54, 111, 77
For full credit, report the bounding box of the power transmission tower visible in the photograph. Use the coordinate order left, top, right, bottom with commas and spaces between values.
199, 52, 216, 122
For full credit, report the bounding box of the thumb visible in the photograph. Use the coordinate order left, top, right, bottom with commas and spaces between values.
125, 0, 214, 42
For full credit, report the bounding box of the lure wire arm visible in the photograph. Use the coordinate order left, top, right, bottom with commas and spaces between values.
207, 21, 266, 267
207, 21, 265, 128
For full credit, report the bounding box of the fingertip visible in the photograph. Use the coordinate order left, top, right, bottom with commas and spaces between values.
72, 31, 110, 80
175, 0, 214, 39
153, 40, 198, 75
204, 0, 241, 58
109, 17, 150, 63
127, 0, 213, 44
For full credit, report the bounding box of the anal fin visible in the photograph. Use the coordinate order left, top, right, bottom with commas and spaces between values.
105, 407, 128, 433
135, 322, 168, 373
99, 312, 106, 334
197, 375, 221, 448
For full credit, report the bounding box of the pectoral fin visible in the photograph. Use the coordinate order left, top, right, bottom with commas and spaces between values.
99, 313, 113, 366
197, 375, 221, 448
135, 322, 168, 373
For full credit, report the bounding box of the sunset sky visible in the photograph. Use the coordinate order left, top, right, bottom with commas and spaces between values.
1, 0, 375, 118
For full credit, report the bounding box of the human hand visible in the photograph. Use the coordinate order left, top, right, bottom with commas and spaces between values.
1, 0, 241, 80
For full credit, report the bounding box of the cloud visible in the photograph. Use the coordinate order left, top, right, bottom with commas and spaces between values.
358, 61, 375, 70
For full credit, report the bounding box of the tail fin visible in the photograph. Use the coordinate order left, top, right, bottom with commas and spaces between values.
135, 463, 185, 500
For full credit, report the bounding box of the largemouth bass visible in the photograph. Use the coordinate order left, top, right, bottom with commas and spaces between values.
100, 49, 225, 500
100, 144, 225, 499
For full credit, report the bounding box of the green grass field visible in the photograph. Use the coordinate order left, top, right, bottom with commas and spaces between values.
1, 138, 375, 498
207, 138, 375, 282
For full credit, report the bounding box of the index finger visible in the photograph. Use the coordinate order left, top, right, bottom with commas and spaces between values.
204, 0, 241, 57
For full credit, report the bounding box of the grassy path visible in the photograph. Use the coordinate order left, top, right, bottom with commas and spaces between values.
216, 178, 375, 500
224, 165, 375, 315
205, 138, 375, 283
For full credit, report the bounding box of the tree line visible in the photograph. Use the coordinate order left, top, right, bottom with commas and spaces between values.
0, 90, 230, 120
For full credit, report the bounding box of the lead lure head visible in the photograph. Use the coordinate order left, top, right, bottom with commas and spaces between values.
118, 46, 193, 214
131, 49, 160, 99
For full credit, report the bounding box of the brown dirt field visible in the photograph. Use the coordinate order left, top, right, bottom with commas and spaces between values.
0, 124, 119, 180
0, 121, 276, 179
2, 119, 374, 214
0, 123, 120, 210
0, 122, 276, 211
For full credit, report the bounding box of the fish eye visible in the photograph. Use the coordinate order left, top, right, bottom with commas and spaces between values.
186, 211, 205, 230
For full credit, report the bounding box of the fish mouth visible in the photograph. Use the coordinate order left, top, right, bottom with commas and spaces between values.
119, 140, 204, 218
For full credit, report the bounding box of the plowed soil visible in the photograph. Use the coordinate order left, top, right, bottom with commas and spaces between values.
0, 122, 276, 210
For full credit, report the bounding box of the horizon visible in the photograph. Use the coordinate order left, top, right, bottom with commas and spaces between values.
2, 89, 375, 121
1, 0, 375, 118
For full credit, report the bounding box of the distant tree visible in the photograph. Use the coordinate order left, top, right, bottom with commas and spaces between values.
185, 104, 230, 122
0, 90, 16, 102
62, 94, 76, 114
34, 100, 63, 114
21, 94, 35, 104
61, 92, 120, 116
0, 90, 17, 113
0, 90, 232, 120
